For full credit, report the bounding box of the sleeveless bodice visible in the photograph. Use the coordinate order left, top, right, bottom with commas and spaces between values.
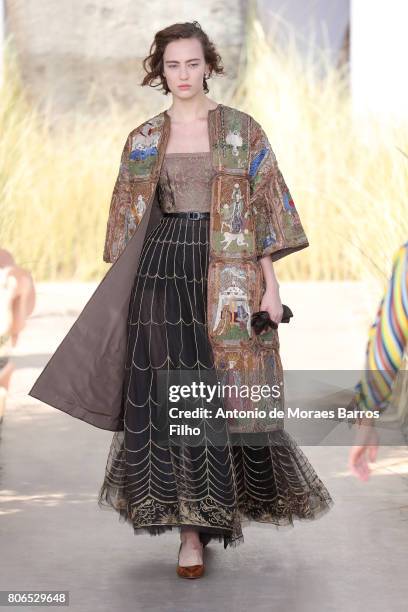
157, 152, 215, 213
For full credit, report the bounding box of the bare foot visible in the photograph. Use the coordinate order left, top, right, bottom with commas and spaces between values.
179, 530, 203, 567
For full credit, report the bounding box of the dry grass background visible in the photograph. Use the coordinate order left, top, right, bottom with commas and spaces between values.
0, 11, 407, 291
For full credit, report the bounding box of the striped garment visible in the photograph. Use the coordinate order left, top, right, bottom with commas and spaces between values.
354, 241, 408, 413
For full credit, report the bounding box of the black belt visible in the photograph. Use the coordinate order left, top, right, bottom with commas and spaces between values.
163, 211, 210, 220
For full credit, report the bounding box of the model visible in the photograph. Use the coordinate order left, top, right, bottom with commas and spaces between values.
348, 240, 408, 480
29, 21, 333, 580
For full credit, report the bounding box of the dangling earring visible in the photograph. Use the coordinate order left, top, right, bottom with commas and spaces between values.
203, 73, 210, 90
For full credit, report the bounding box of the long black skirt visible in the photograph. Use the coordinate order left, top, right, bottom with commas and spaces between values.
98, 215, 334, 549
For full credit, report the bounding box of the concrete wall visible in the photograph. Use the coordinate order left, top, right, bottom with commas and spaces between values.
4, 0, 246, 115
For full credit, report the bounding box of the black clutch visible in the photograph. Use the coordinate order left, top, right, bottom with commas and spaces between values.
250, 304, 293, 335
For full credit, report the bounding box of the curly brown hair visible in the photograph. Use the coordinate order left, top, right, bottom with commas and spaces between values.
141, 21, 225, 95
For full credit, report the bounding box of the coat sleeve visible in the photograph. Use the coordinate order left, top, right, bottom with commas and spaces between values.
352, 243, 408, 418
249, 118, 309, 262
102, 133, 132, 263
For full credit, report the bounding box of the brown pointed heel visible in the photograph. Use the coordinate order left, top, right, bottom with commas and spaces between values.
176, 543, 205, 579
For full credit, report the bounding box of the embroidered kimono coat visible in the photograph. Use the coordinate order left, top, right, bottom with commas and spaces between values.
28, 103, 309, 433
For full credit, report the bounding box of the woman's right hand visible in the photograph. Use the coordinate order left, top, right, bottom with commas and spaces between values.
348, 418, 380, 481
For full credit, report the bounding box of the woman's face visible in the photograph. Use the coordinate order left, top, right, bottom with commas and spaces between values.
162, 37, 209, 100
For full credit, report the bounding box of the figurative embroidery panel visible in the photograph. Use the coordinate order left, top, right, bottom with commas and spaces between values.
207, 262, 261, 347
249, 119, 309, 261
128, 115, 164, 179
103, 116, 167, 263
211, 107, 250, 171
129, 181, 154, 227
103, 134, 132, 263
210, 175, 255, 259
210, 345, 285, 433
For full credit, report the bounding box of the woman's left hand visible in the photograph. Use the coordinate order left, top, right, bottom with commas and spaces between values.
260, 285, 283, 330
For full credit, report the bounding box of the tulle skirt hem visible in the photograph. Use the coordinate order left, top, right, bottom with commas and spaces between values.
97, 427, 334, 550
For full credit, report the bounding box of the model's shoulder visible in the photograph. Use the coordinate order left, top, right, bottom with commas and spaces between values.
220, 106, 266, 155
220, 104, 260, 126
126, 111, 166, 141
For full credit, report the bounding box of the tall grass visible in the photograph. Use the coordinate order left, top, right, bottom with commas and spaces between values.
237, 6, 408, 290
0, 42, 141, 281
1, 10, 407, 290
